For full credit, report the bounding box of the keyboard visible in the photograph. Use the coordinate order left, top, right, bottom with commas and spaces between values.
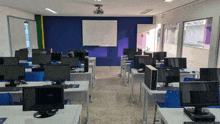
0, 87, 21, 92
63, 84, 79, 89
184, 122, 220, 124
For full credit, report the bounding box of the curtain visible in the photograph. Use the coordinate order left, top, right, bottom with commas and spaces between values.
8, 17, 26, 56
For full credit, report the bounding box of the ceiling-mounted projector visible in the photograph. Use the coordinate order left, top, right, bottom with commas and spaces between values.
94, 4, 104, 14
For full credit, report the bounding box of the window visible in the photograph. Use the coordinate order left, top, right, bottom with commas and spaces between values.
163, 23, 179, 45
183, 18, 212, 49
24, 22, 31, 56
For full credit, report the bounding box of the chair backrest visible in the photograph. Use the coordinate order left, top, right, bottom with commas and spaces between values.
183, 77, 196, 81
160, 64, 164, 67
164, 89, 182, 108
0, 93, 14, 105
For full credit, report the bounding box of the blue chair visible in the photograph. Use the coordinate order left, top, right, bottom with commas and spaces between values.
183, 77, 200, 81
79, 61, 81, 68
20, 63, 30, 68
51, 62, 58, 65
0, 93, 14, 105
25, 71, 45, 81
160, 64, 164, 67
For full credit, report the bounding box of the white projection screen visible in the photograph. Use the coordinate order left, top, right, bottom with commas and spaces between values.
82, 20, 117, 47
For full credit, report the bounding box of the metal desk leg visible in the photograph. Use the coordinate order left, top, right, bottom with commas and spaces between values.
123, 66, 127, 86
130, 76, 136, 102
143, 88, 147, 124
127, 71, 130, 83
86, 88, 90, 124
139, 82, 142, 103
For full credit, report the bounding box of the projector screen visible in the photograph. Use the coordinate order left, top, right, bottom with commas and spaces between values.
82, 20, 117, 47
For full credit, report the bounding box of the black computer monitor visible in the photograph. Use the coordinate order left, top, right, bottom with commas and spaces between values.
51, 53, 62, 62
23, 85, 64, 118
32, 53, 51, 65
164, 58, 187, 69
179, 81, 219, 121
0, 65, 25, 87
67, 49, 79, 55
0, 57, 19, 65
123, 48, 134, 56
45, 64, 70, 85
200, 68, 220, 82
32, 49, 45, 55
15, 50, 28, 61
157, 67, 180, 87
144, 52, 153, 58
134, 55, 156, 70
127, 51, 135, 60
153, 52, 167, 62
137, 48, 142, 55
74, 52, 85, 62
61, 57, 79, 68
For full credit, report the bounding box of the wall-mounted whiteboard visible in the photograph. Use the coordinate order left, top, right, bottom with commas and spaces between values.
82, 20, 117, 47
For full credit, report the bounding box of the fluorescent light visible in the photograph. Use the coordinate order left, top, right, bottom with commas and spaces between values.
45, 8, 57, 14
164, 0, 173, 2
94, 0, 101, 1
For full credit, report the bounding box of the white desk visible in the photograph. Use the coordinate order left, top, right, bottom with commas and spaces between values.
0, 105, 82, 124
70, 68, 93, 87
89, 57, 96, 74
81, 62, 95, 87
130, 69, 145, 102
158, 108, 220, 124
0, 81, 90, 124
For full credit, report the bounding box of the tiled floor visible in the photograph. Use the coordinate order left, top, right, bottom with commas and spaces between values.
79, 66, 144, 124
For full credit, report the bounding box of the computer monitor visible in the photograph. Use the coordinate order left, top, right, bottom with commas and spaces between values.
137, 48, 142, 55
61, 57, 79, 68
15, 50, 28, 61
123, 48, 134, 56
67, 49, 79, 55
32, 53, 51, 65
179, 81, 219, 121
157, 67, 180, 87
0, 65, 25, 87
0, 57, 19, 65
164, 57, 187, 69
74, 52, 85, 62
128, 51, 135, 60
134, 55, 156, 70
153, 52, 167, 62
200, 68, 220, 82
144, 52, 153, 58
23, 85, 64, 118
45, 64, 70, 85
51, 52, 62, 62
32, 49, 45, 55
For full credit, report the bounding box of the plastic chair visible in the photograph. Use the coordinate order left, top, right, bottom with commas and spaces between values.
20, 63, 30, 68
0, 93, 14, 105
51, 62, 58, 65
25, 71, 45, 81
28, 57, 32, 62
160, 64, 164, 67
183, 77, 200, 81
79, 61, 81, 68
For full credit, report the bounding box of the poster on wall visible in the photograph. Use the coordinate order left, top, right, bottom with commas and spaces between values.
157, 28, 162, 42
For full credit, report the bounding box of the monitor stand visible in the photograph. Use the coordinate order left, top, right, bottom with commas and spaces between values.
5, 81, 17, 87
34, 110, 57, 118
184, 107, 215, 122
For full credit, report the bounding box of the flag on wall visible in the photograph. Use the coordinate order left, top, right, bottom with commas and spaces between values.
35, 15, 45, 49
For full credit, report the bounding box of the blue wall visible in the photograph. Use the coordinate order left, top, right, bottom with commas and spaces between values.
43, 16, 153, 66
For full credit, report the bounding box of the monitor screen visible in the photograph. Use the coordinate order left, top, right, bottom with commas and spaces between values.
153, 52, 167, 61
179, 81, 219, 106
200, 68, 220, 82
67, 49, 79, 54
2, 65, 25, 81
15, 50, 28, 61
32, 53, 51, 65
45, 64, 70, 81
164, 58, 187, 69
0, 57, 19, 65
157, 67, 180, 82
137, 49, 142, 55
134, 55, 150, 69
32, 49, 45, 55
23, 85, 64, 111
144, 52, 153, 58
51, 53, 62, 62
61, 57, 79, 68
123, 48, 134, 55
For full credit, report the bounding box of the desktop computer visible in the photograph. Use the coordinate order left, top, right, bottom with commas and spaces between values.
134, 55, 156, 72
51, 52, 62, 62
15, 50, 28, 61
44, 64, 70, 85
23, 85, 64, 118
164, 57, 187, 69
84, 56, 89, 72
32, 53, 51, 72
179, 81, 219, 122
123, 48, 134, 56
0, 57, 19, 65
145, 65, 157, 90
0, 65, 25, 87
32, 49, 45, 55
61, 57, 79, 69
144, 52, 153, 58
153, 52, 167, 62
200, 68, 220, 82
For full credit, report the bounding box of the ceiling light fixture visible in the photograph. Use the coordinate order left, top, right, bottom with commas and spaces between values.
94, 0, 101, 1
45, 8, 57, 14
164, 0, 174, 2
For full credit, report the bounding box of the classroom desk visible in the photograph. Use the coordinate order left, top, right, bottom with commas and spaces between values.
130, 68, 199, 103
0, 81, 90, 124
89, 57, 96, 75
158, 108, 220, 124
70, 68, 93, 87
0, 105, 82, 124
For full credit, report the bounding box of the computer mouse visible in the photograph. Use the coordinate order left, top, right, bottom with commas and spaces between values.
192, 71, 195, 73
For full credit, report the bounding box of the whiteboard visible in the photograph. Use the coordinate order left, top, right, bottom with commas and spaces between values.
82, 20, 117, 47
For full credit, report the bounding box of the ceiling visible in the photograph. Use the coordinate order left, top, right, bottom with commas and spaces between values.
0, 0, 202, 16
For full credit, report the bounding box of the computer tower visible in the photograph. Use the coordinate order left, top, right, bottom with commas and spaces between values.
145, 65, 157, 90
84, 57, 89, 72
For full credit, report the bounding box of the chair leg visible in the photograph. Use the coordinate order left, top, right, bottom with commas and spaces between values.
153, 104, 158, 124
